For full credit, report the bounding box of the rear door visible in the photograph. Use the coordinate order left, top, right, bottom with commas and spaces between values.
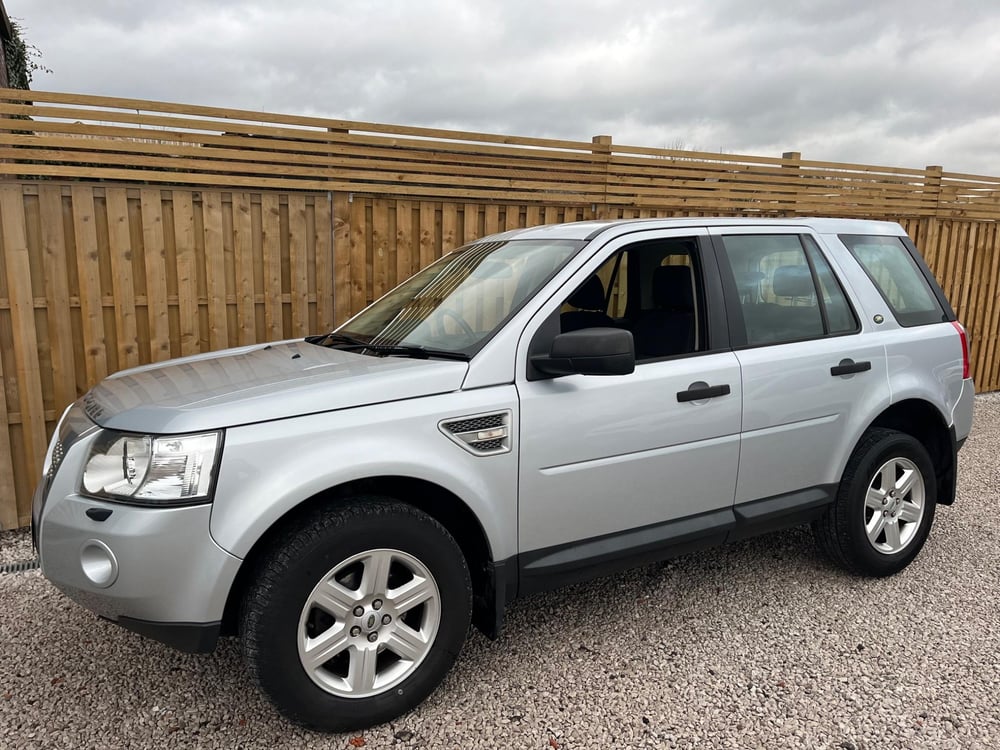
709, 227, 890, 507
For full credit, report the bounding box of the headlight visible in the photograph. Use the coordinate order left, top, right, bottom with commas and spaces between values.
81, 431, 222, 504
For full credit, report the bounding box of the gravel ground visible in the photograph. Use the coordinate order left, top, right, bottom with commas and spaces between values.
1, 395, 998, 749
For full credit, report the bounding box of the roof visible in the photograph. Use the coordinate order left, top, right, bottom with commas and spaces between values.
483, 217, 906, 243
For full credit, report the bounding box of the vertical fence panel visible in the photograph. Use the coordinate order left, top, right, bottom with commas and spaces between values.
963, 223, 987, 377
979, 223, 1000, 389
0, 186, 47, 521
503, 204, 521, 231
332, 192, 352, 325
441, 203, 459, 255
232, 191, 257, 345
105, 188, 141, 371
314, 195, 334, 333
287, 194, 309, 335
140, 189, 171, 363
371, 198, 390, 300
484, 205, 501, 236
349, 197, 367, 313
39, 185, 77, 407
172, 191, 199, 357
418, 202, 436, 270
261, 193, 284, 341
395, 200, 414, 287
463, 203, 479, 246
70, 185, 109, 384
202, 191, 229, 351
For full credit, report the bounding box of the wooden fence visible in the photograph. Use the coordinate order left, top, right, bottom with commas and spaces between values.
0, 88, 999, 529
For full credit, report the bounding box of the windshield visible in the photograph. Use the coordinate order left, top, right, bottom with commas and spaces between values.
336, 239, 583, 356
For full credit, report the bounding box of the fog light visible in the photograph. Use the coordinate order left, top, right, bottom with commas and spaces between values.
80, 540, 118, 588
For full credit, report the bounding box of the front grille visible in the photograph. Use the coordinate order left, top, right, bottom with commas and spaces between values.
439, 411, 512, 456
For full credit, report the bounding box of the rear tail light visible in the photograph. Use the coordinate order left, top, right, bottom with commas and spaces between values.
951, 321, 970, 379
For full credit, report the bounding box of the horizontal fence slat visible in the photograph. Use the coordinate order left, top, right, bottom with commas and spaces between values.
0, 87, 603, 152
1, 87, 995, 219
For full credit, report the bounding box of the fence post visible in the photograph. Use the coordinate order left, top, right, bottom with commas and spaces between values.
781, 151, 802, 215
920, 167, 945, 287
592, 135, 613, 220
924, 165, 944, 217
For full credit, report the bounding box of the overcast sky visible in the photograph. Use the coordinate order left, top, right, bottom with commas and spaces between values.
15, 0, 1000, 175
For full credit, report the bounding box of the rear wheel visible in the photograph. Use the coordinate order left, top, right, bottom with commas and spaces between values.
814, 428, 937, 576
241, 498, 472, 732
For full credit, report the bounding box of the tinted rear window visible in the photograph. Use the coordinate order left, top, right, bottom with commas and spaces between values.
839, 235, 947, 327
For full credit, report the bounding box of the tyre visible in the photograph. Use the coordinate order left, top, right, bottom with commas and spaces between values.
814, 428, 937, 577
240, 498, 472, 732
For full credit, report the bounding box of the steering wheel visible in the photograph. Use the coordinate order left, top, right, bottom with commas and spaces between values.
438, 308, 475, 338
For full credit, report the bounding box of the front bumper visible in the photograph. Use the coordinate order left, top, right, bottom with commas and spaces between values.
32, 406, 242, 653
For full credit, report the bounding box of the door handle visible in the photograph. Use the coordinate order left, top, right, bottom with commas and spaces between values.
830, 359, 872, 376
676, 383, 731, 402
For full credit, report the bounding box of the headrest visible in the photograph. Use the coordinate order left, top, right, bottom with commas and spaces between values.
772, 265, 815, 298
568, 275, 606, 311
653, 265, 694, 310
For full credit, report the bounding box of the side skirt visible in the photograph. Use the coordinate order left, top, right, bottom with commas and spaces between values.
513, 484, 835, 599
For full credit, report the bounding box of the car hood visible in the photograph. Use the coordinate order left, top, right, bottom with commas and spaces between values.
81, 340, 469, 433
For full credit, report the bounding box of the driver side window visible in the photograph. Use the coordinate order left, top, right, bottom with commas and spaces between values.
559, 237, 706, 361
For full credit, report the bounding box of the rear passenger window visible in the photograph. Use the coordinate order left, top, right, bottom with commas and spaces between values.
719, 234, 857, 346
839, 235, 946, 327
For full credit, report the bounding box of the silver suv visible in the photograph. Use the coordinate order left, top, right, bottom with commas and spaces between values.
32, 218, 974, 731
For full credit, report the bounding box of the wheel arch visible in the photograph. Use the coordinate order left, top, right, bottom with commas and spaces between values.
864, 398, 957, 506
220, 475, 505, 639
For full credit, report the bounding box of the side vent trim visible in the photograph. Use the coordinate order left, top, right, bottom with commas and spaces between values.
439, 410, 513, 456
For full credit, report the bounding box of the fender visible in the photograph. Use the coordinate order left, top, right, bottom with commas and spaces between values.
208, 387, 520, 562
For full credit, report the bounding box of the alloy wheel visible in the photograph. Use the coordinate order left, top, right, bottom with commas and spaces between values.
863, 457, 925, 555
297, 548, 441, 698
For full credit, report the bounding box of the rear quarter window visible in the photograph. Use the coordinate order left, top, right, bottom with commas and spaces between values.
839, 234, 947, 327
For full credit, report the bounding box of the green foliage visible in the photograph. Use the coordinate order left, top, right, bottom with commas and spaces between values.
4, 18, 50, 90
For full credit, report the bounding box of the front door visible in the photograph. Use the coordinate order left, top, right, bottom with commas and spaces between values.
515, 229, 742, 591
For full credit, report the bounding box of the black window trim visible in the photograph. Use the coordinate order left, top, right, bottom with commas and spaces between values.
800, 234, 862, 336
710, 231, 862, 350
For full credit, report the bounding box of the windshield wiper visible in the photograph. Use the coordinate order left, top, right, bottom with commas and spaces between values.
338, 343, 470, 361
306, 333, 469, 361
305, 332, 370, 347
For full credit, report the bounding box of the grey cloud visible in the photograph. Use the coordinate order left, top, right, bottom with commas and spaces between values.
13, 0, 1000, 174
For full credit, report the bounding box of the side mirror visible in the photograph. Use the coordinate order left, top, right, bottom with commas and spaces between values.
531, 327, 635, 377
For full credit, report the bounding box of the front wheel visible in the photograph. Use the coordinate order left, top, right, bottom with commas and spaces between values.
814, 428, 937, 577
241, 498, 472, 732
